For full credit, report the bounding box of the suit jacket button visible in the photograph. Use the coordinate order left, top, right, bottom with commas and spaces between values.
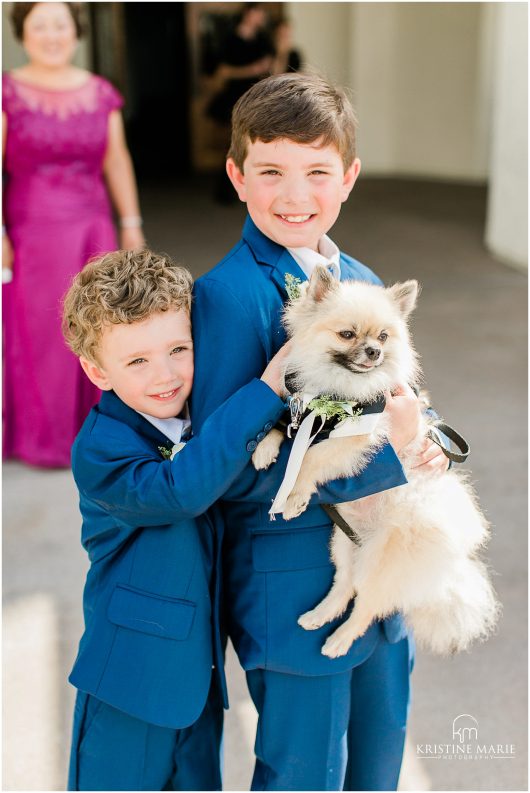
246, 440, 258, 452
256, 431, 266, 442
263, 422, 273, 432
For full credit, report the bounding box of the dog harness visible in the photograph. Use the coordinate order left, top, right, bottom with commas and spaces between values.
269, 375, 470, 543
269, 385, 386, 519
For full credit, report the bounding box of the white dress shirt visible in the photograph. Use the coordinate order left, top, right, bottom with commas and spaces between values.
287, 234, 341, 281
138, 412, 191, 444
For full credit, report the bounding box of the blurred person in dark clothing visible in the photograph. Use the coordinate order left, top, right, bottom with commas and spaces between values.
270, 18, 302, 75
207, 3, 273, 202
207, 3, 273, 127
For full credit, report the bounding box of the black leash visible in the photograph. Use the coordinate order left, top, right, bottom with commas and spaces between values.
321, 503, 362, 546
427, 420, 470, 464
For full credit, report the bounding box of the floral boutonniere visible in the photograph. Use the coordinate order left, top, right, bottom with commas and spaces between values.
158, 442, 186, 461
307, 396, 363, 423
285, 273, 302, 301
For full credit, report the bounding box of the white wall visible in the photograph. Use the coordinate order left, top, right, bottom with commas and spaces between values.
286, 2, 493, 182
351, 3, 488, 180
485, 2, 528, 269
286, 2, 351, 87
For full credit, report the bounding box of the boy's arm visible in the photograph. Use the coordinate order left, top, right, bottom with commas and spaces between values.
222, 438, 407, 504
75, 378, 285, 531
365, 261, 450, 471
191, 277, 407, 505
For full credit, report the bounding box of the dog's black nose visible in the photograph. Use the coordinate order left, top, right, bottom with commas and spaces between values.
365, 347, 381, 360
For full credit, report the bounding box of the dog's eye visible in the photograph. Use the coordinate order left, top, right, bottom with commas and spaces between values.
339, 330, 356, 340
378, 332, 388, 342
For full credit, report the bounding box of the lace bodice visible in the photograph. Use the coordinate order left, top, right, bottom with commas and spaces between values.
2, 72, 123, 221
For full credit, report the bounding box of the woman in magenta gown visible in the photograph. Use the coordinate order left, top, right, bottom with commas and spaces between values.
2, 2, 144, 467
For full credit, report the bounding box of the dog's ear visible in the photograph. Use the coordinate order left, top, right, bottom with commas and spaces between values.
387, 280, 419, 318
307, 265, 338, 302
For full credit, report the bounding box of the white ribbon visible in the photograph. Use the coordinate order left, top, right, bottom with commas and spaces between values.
329, 412, 382, 438
268, 406, 383, 519
269, 410, 325, 517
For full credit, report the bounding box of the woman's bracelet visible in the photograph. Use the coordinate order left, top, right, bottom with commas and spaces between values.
119, 216, 143, 229
1, 225, 6, 236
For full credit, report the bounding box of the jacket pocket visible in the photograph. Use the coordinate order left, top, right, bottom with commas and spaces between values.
251, 526, 332, 572
107, 583, 196, 641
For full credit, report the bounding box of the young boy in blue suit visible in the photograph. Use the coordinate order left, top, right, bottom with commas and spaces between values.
191, 73, 448, 790
62, 249, 291, 790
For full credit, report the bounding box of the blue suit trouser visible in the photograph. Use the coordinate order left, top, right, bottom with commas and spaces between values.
68, 679, 223, 791
246, 634, 412, 791
344, 634, 414, 791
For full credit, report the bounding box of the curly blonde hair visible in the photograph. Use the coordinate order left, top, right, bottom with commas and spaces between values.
62, 249, 193, 364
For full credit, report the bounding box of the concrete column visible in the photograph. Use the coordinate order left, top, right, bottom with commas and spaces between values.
485, 3, 528, 269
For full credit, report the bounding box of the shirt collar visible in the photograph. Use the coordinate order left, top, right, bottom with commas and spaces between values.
287, 235, 341, 280
137, 412, 191, 445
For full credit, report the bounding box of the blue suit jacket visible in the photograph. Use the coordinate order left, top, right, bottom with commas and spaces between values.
191, 216, 409, 678
68, 378, 285, 729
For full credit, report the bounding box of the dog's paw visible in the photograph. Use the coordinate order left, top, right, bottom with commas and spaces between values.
252, 443, 278, 471
298, 609, 325, 631
321, 626, 357, 658
282, 492, 310, 520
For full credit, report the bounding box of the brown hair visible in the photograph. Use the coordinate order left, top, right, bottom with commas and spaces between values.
62, 249, 193, 364
11, 3, 85, 40
228, 72, 358, 170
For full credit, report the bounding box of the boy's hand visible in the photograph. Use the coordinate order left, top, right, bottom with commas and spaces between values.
384, 383, 421, 454
260, 341, 292, 396
410, 437, 450, 474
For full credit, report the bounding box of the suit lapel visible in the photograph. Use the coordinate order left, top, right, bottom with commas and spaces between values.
97, 390, 175, 448
242, 215, 307, 299
269, 249, 307, 297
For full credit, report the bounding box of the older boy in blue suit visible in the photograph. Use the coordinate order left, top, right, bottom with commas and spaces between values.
191, 74, 448, 790
62, 249, 291, 790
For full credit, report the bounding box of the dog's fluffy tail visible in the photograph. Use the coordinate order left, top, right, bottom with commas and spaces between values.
407, 559, 501, 655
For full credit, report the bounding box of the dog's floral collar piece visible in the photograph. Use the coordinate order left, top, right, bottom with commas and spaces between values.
285, 273, 302, 301
159, 442, 186, 461
307, 396, 362, 423
270, 394, 386, 518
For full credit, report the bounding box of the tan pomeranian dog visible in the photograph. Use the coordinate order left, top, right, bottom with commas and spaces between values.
252, 266, 499, 658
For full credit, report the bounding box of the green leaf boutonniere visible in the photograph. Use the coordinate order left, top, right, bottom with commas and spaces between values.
159, 442, 186, 461
307, 396, 362, 423
285, 273, 302, 301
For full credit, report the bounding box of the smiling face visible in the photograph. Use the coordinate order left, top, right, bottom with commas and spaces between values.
80, 309, 194, 419
22, 3, 78, 69
227, 138, 361, 252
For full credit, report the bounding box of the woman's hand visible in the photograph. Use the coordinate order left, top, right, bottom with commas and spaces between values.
119, 226, 145, 251
2, 233, 14, 280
